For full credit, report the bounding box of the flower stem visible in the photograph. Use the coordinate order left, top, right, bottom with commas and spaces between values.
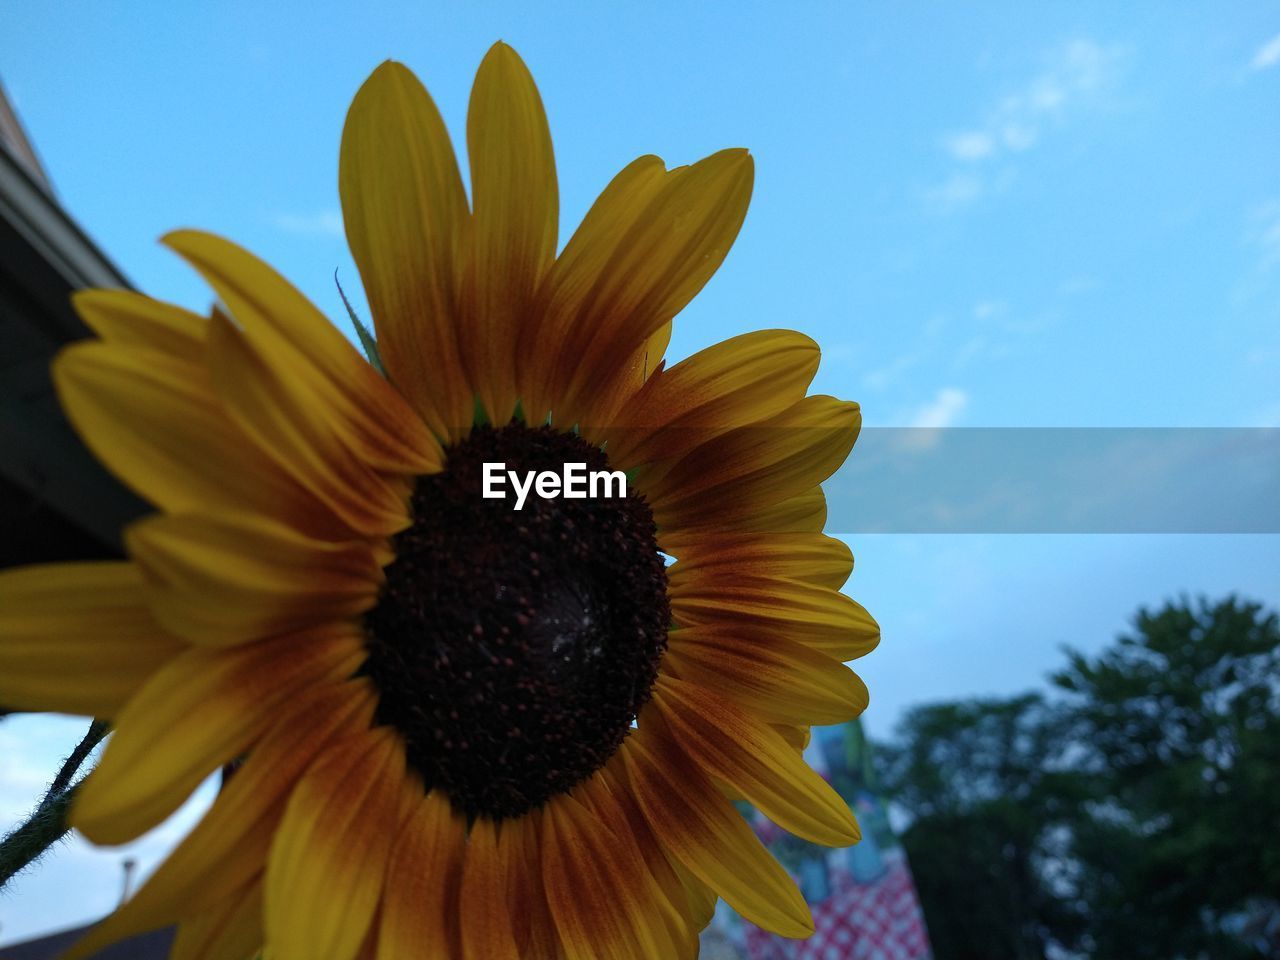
0, 719, 109, 890
49, 720, 110, 796
0, 780, 83, 888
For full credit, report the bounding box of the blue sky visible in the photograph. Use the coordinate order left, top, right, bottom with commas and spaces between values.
3, 0, 1279, 944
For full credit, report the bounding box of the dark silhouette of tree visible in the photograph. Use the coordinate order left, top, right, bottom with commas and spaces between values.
878, 695, 1089, 959
878, 596, 1280, 960
1053, 596, 1280, 958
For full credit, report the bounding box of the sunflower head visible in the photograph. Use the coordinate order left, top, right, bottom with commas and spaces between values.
0, 41, 878, 960
364, 421, 671, 821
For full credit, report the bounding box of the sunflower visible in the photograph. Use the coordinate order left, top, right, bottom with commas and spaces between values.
0, 42, 878, 960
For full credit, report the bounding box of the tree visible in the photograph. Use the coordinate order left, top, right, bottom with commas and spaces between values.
1053, 596, 1280, 958
878, 595, 1280, 960
877, 695, 1090, 959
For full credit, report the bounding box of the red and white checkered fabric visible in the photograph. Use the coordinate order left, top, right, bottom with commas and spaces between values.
742, 860, 931, 960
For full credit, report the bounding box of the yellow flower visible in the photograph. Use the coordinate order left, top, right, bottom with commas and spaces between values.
0, 42, 878, 960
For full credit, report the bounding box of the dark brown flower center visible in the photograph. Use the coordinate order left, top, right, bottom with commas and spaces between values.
362, 422, 670, 821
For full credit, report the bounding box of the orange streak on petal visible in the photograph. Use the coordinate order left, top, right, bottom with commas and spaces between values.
378, 790, 466, 960
669, 532, 852, 590
459, 818, 518, 960
651, 676, 861, 848
620, 727, 813, 939
463, 42, 558, 425
666, 626, 869, 726
168, 874, 264, 960
543, 785, 679, 960
266, 728, 406, 960
65, 678, 375, 960
649, 396, 859, 530
668, 566, 880, 662
125, 511, 383, 646
340, 61, 472, 440
74, 625, 365, 846
162, 230, 441, 476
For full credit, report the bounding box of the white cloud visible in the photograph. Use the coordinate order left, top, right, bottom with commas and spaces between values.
892, 387, 970, 453
273, 210, 345, 237
862, 315, 949, 392
909, 387, 969, 430
863, 351, 921, 392
944, 131, 995, 161
927, 38, 1124, 213
1247, 201, 1280, 270
1000, 123, 1037, 152
952, 335, 988, 370
1025, 80, 1064, 112
926, 172, 984, 212
972, 299, 1007, 321
1250, 32, 1280, 71
1056, 38, 1114, 93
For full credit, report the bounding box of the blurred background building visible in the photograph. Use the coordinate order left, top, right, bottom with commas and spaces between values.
0, 79, 142, 570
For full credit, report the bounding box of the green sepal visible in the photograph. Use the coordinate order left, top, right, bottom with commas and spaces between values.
335, 269, 385, 376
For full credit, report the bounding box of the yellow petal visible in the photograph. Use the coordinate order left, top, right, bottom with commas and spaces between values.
74, 626, 363, 845
649, 395, 860, 530
775, 724, 812, 753
53, 342, 338, 536
543, 787, 679, 960
163, 230, 441, 476
669, 566, 880, 661
668, 532, 853, 589
672, 860, 718, 934
377, 789, 466, 960
643, 322, 673, 380
577, 319, 673, 437
168, 876, 264, 960
65, 679, 375, 960
519, 155, 669, 423
125, 511, 382, 646
71, 289, 205, 361
535, 149, 754, 427
651, 676, 861, 847
621, 730, 813, 939
458, 818, 518, 960
340, 61, 472, 439
463, 42, 558, 425
266, 728, 405, 960
205, 312, 413, 538
500, 811, 560, 958
593, 763, 702, 955
658, 486, 828, 555
0, 562, 180, 716
667, 626, 869, 726
595, 330, 819, 467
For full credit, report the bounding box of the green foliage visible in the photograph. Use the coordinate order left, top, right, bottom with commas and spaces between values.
878, 595, 1280, 960
879, 695, 1089, 959
1053, 596, 1280, 958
